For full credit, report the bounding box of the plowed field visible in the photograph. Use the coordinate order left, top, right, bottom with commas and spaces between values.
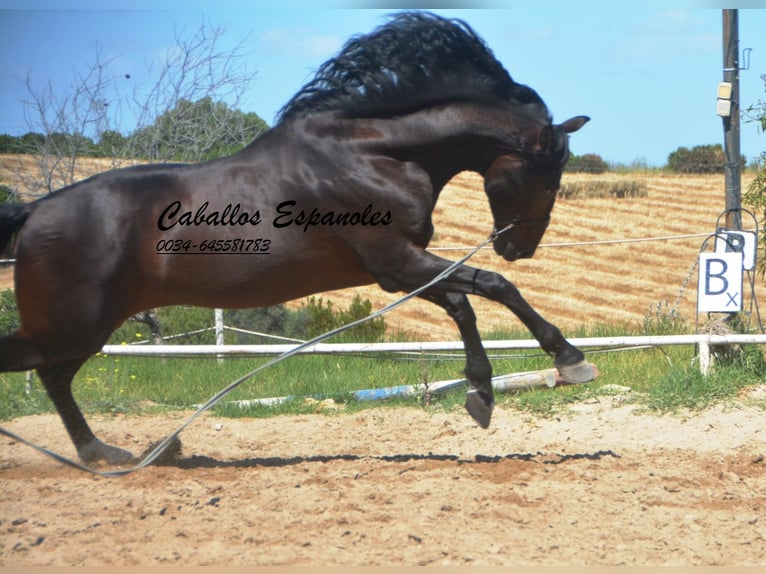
299, 170, 762, 339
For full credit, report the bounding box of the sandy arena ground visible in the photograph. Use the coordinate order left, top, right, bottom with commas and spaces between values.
2, 386, 765, 566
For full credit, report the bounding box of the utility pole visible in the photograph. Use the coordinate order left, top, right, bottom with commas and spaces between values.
722, 9, 741, 229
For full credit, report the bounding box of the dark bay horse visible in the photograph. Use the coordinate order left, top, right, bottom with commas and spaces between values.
0, 12, 593, 465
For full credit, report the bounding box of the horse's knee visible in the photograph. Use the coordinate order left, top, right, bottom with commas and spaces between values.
440, 294, 492, 383
443, 292, 476, 324
475, 270, 515, 300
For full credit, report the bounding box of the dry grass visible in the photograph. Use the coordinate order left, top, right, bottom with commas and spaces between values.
559, 177, 648, 199
1, 155, 760, 340
0, 154, 145, 201
294, 171, 761, 339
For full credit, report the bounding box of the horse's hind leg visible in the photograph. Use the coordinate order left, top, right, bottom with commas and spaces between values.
421, 292, 494, 428
36, 359, 135, 465
0, 332, 45, 372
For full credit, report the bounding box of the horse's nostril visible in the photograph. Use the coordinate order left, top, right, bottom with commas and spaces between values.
515, 247, 536, 259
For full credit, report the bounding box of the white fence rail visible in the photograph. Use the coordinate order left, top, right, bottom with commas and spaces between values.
101, 333, 766, 375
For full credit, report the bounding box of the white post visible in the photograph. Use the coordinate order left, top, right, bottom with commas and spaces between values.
699, 340, 712, 375
215, 308, 224, 363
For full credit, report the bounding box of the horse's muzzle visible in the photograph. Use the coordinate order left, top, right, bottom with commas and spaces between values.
492, 217, 549, 261
493, 237, 537, 261
492, 227, 538, 261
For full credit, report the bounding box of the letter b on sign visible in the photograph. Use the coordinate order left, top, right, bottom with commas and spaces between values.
697, 252, 742, 313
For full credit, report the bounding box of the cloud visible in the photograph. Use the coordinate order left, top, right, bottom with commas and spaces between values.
304, 35, 344, 58
612, 10, 718, 60
260, 27, 342, 60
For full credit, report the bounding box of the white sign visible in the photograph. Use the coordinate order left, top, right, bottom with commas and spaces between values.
697, 252, 743, 313
715, 229, 757, 271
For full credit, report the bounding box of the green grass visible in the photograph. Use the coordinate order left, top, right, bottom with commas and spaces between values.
1, 322, 764, 423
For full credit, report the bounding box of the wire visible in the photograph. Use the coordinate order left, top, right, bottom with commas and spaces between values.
1, 223, 511, 477
428, 232, 710, 252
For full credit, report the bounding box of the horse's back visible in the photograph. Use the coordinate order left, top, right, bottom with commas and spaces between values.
13, 148, 381, 317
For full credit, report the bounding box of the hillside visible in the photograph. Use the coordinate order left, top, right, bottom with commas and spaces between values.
1, 154, 762, 340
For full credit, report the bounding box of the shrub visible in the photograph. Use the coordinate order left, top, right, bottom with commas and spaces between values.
665, 144, 744, 174
300, 295, 386, 342
743, 153, 766, 276
224, 305, 311, 343
559, 178, 647, 200
108, 306, 214, 345
0, 289, 19, 335
566, 153, 609, 174
107, 296, 387, 346
0, 184, 17, 203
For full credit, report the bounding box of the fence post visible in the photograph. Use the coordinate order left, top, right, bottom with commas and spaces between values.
215, 308, 224, 363
698, 340, 711, 375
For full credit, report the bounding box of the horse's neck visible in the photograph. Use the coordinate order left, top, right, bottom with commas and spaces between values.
374, 102, 534, 186
287, 104, 536, 193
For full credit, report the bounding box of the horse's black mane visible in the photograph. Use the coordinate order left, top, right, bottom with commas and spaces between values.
277, 11, 549, 124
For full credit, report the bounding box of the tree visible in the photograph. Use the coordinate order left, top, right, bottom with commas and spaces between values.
96, 130, 127, 158
565, 153, 609, 174
667, 144, 727, 173
8, 21, 268, 340
15, 20, 261, 195
129, 97, 267, 162
0, 134, 24, 154
742, 74, 766, 276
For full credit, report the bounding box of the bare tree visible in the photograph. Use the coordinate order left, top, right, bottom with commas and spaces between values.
124, 22, 261, 163
19, 45, 121, 195
6, 21, 265, 344
14, 20, 261, 197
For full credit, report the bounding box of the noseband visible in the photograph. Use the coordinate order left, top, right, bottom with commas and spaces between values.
492, 215, 550, 239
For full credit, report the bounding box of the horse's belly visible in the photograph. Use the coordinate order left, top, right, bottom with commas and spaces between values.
147, 243, 376, 309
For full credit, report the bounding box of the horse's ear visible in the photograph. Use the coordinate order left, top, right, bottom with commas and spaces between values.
539, 116, 589, 151
559, 115, 590, 134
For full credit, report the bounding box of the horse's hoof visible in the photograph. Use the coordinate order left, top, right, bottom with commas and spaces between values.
465, 389, 494, 429
78, 439, 135, 466
556, 360, 598, 384
139, 436, 183, 466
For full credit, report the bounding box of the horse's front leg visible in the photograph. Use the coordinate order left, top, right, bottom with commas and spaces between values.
420, 292, 495, 428
370, 247, 595, 426
465, 268, 596, 384
378, 251, 594, 378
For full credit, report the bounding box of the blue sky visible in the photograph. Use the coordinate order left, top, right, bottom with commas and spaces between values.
1, 1, 764, 166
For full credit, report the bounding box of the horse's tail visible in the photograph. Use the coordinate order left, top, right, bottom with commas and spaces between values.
0, 203, 32, 256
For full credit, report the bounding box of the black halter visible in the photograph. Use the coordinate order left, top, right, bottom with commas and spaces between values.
493, 215, 550, 239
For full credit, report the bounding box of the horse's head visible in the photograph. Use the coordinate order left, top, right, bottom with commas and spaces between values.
485, 115, 589, 261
